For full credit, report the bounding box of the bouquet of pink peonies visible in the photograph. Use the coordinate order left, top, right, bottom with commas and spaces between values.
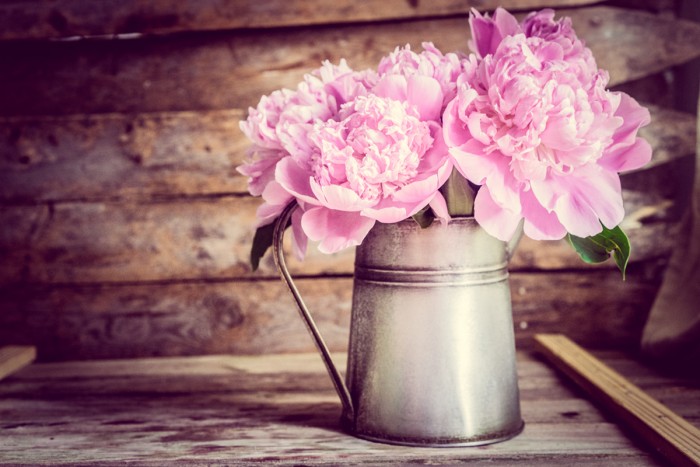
238, 7, 651, 276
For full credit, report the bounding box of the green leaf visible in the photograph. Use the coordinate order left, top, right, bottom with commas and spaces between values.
250, 221, 277, 271
441, 168, 475, 217
567, 225, 631, 280
412, 205, 435, 228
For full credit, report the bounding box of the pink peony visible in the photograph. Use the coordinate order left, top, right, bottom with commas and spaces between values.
238, 60, 374, 197
378, 42, 466, 110
238, 61, 377, 256
276, 83, 452, 253
470, 7, 597, 84
443, 32, 651, 241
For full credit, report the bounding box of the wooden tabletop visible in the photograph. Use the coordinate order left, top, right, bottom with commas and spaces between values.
1, 350, 698, 466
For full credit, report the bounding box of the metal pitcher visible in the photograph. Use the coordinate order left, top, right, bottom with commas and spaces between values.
273, 203, 523, 447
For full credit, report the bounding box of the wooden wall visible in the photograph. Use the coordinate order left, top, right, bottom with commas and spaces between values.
0, 0, 698, 361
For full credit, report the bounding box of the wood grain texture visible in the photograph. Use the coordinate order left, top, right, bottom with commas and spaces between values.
1, 350, 693, 465
0, 346, 36, 380
0, 270, 658, 361
0, 190, 678, 284
2, 8, 699, 116
0, 105, 693, 203
0, 0, 604, 40
641, 86, 700, 374
535, 334, 700, 467
0, 110, 247, 203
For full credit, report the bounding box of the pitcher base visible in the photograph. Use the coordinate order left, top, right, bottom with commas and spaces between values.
342, 418, 525, 448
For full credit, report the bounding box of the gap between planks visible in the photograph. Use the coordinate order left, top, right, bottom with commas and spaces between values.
535, 333, 700, 467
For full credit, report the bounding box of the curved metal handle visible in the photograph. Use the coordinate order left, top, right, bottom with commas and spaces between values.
272, 202, 354, 419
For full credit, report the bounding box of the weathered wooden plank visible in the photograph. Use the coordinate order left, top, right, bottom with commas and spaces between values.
636, 106, 698, 170
0, 204, 50, 283
640, 83, 700, 377
0, 0, 605, 41
0, 190, 679, 284
1, 352, 608, 403
0, 351, 683, 465
0, 105, 693, 203
0, 346, 36, 381
1, 8, 698, 116
0, 110, 247, 203
0, 270, 658, 360
535, 334, 700, 467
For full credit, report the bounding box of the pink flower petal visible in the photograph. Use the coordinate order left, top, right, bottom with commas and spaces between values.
607, 93, 651, 153
442, 98, 469, 148
393, 159, 452, 203
469, 9, 497, 58
485, 158, 522, 214
261, 180, 292, 205
275, 158, 320, 206
301, 207, 376, 253
520, 189, 567, 240
474, 186, 523, 241
361, 204, 412, 223
407, 75, 443, 122
596, 93, 651, 173
428, 191, 450, 225
310, 180, 373, 211
418, 122, 449, 171
469, 7, 520, 58
449, 140, 498, 185
373, 75, 408, 102
255, 201, 286, 228
600, 137, 652, 173
536, 166, 623, 237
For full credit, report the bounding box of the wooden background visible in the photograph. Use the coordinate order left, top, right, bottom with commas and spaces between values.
0, 0, 698, 361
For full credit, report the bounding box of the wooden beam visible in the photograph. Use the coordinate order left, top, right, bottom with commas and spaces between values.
0, 346, 36, 381
0, 105, 693, 203
1, 8, 699, 116
0, 109, 248, 202
0, 0, 605, 41
535, 334, 700, 467
0, 190, 678, 284
0, 272, 657, 360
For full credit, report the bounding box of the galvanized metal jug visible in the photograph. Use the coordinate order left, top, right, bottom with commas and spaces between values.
273, 204, 523, 447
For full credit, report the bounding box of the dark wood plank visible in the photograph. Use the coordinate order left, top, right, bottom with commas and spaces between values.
0, 0, 604, 40
0, 110, 247, 203
0, 190, 679, 283
0, 270, 658, 360
640, 86, 700, 376
2, 8, 699, 116
0, 351, 673, 465
0, 105, 693, 203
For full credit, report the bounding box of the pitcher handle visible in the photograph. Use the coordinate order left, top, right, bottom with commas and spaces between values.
272, 202, 354, 418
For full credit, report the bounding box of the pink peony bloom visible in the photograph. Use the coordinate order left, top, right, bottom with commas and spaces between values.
443, 32, 651, 241
277, 84, 452, 253
470, 7, 596, 83
378, 42, 466, 110
468, 7, 520, 59
238, 61, 375, 197
238, 60, 377, 256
